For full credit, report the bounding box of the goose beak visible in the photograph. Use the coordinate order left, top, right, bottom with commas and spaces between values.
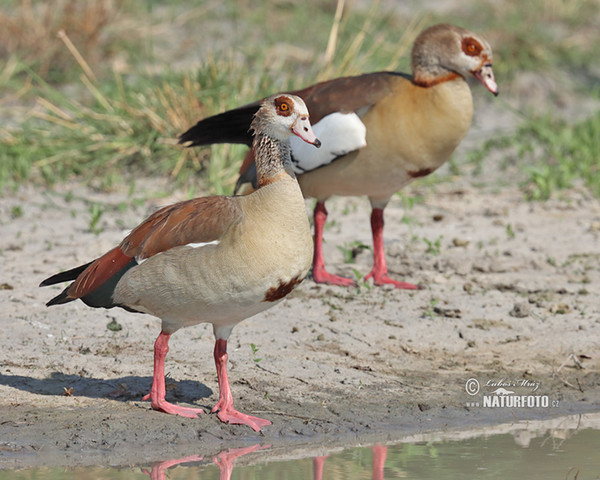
473, 63, 498, 96
292, 116, 321, 148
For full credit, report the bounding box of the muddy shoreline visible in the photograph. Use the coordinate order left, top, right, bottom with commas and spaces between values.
2, 390, 598, 469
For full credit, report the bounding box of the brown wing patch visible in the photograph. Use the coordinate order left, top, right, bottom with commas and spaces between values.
121, 196, 242, 260
68, 196, 242, 299
263, 274, 304, 302
295, 72, 398, 123
69, 246, 132, 299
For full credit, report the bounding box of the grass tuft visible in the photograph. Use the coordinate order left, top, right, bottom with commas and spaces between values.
467, 110, 600, 200
1, 0, 599, 197
0, 0, 130, 83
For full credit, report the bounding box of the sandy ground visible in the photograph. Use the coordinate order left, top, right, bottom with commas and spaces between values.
1, 140, 599, 468
1, 57, 600, 467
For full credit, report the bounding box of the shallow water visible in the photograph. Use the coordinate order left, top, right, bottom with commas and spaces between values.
2, 413, 599, 479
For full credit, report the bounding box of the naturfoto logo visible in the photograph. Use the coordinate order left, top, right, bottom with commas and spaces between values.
464, 378, 559, 408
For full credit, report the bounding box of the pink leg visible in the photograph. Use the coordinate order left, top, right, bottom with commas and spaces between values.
312, 202, 355, 286
371, 444, 388, 480
213, 444, 270, 480
364, 208, 420, 289
142, 331, 205, 418
313, 456, 328, 480
143, 454, 204, 480
211, 339, 271, 432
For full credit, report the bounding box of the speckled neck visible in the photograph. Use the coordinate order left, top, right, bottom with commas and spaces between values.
253, 133, 295, 188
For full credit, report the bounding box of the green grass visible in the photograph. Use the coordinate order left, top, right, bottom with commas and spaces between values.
0, 0, 599, 198
520, 112, 600, 200
0, 0, 417, 192
468, 110, 600, 200
1, 70, 200, 188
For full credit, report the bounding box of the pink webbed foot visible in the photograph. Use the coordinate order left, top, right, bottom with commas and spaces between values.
312, 266, 355, 287
212, 402, 271, 432
312, 201, 355, 287
144, 332, 205, 418
364, 269, 421, 290
366, 207, 422, 290
143, 392, 205, 418
212, 338, 271, 432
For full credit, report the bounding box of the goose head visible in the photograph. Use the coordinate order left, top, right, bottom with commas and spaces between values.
411, 23, 498, 96
252, 94, 322, 147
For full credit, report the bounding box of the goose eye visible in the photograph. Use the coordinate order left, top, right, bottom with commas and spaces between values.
463, 39, 482, 56
274, 96, 293, 116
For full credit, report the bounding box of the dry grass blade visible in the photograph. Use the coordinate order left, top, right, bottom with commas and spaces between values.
384, 13, 430, 71
57, 29, 97, 83
323, 0, 345, 64
0, 0, 122, 78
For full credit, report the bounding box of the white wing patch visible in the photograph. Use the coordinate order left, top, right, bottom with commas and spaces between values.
135, 240, 220, 264
186, 240, 220, 249
289, 112, 367, 174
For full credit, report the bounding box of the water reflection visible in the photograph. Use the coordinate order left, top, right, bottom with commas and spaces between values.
142, 444, 269, 480
314, 445, 388, 480
143, 454, 204, 480
2, 413, 600, 479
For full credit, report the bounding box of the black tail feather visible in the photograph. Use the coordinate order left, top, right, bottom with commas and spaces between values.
39, 262, 93, 287
41, 258, 139, 311
178, 104, 259, 147
46, 286, 75, 307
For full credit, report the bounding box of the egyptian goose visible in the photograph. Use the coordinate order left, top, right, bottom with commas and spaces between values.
179, 23, 498, 288
40, 94, 320, 432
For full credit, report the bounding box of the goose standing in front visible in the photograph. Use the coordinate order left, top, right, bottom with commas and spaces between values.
40, 94, 321, 432
179, 23, 499, 289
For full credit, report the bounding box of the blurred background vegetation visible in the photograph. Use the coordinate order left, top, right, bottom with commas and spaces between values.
0, 0, 598, 197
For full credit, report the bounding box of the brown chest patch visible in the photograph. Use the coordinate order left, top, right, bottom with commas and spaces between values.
263, 274, 304, 302
408, 167, 435, 178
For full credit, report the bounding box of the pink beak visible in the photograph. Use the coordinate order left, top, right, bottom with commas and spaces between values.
473, 63, 499, 96
292, 116, 321, 148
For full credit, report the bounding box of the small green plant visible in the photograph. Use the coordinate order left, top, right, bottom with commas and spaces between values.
88, 202, 105, 235
106, 318, 122, 332
505, 223, 516, 239
250, 343, 262, 364
10, 205, 23, 219
337, 240, 370, 264
352, 268, 372, 293
423, 235, 443, 255
422, 298, 440, 318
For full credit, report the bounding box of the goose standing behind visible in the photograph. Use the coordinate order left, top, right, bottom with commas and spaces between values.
40, 94, 321, 432
179, 23, 499, 289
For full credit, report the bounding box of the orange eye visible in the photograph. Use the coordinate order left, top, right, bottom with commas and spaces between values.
280, 102, 289, 111
463, 39, 481, 57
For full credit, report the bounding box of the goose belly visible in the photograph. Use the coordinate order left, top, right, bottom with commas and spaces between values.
113, 233, 310, 333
